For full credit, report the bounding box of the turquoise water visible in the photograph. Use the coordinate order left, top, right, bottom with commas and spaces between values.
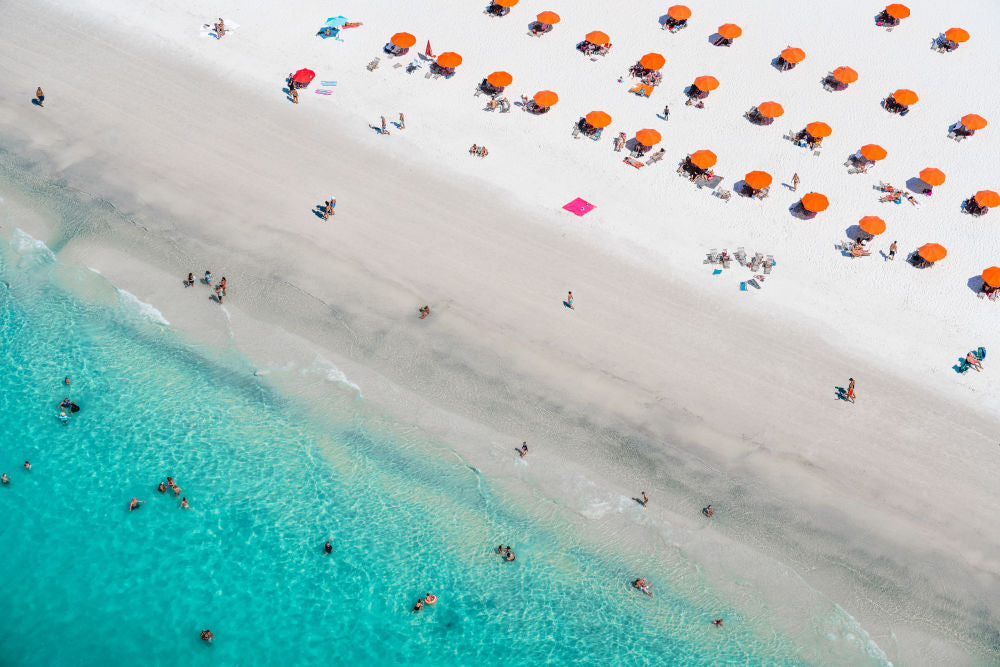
0, 222, 835, 666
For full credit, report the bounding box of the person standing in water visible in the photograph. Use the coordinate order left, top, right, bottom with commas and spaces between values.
23, 461, 31, 471
35, 87, 44, 107
129, 497, 145, 511
1, 473, 9, 485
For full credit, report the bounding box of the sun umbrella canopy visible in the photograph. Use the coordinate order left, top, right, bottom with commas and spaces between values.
859, 216, 886, 235
585, 30, 610, 45
892, 89, 918, 105
780, 47, 806, 63
801, 193, 829, 212
635, 129, 662, 146
718, 23, 742, 39
885, 3, 910, 19
437, 52, 463, 68
945, 27, 970, 42
832, 66, 859, 84
756, 101, 784, 118
639, 53, 666, 70
390, 32, 416, 48
805, 122, 832, 138
744, 171, 772, 190
859, 144, 887, 161
917, 243, 946, 262
668, 5, 692, 20
536, 11, 560, 24
919, 168, 946, 186
325, 17, 348, 28
487, 71, 513, 87
961, 114, 987, 130
690, 150, 717, 169
533, 90, 558, 107
585, 111, 612, 128
974, 190, 1000, 208
494, 0, 518, 6
292, 69, 316, 84
692, 76, 719, 91
982, 267, 1000, 288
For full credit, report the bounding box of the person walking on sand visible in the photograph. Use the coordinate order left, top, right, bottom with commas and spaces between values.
398, 112, 405, 130
519, 441, 528, 458
215, 285, 223, 305
641, 491, 648, 507
204, 270, 212, 285
846, 378, 856, 404
290, 87, 299, 104
35, 87, 45, 107
791, 173, 800, 192
566, 291, 574, 309
887, 241, 897, 261
216, 18, 226, 38
380, 116, 387, 133
219, 277, 227, 296
662, 104, 670, 121
185, 272, 194, 287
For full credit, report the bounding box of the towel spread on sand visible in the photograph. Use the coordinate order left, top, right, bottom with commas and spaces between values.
563, 198, 595, 216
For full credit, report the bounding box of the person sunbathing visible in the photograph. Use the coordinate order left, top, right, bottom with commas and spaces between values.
469, 144, 478, 156
966, 352, 983, 372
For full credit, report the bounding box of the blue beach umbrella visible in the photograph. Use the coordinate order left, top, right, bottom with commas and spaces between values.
325, 16, 348, 28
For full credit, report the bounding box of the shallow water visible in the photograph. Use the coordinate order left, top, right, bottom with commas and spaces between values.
0, 161, 895, 665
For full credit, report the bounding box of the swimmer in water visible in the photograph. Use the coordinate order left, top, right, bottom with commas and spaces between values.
505, 551, 516, 562
64, 377, 71, 386
324, 540, 336, 554
59, 398, 73, 409
157, 482, 167, 493
129, 497, 145, 511
173, 485, 182, 497
713, 618, 723, 627
200, 629, 214, 642
167, 476, 175, 488
496, 544, 505, 554
58, 411, 68, 421
1, 473, 9, 485
412, 599, 425, 613
633, 578, 653, 596
23, 461, 31, 471
180, 497, 189, 509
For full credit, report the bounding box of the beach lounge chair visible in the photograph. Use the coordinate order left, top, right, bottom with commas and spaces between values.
697, 175, 724, 190
763, 255, 775, 273
713, 189, 732, 202
366, 57, 380, 71
704, 249, 720, 264
749, 253, 763, 272
628, 84, 653, 98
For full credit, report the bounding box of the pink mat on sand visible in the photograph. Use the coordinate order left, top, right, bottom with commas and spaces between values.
562, 198, 595, 216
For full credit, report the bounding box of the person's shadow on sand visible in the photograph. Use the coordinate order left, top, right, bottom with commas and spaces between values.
834, 386, 848, 401
631, 497, 647, 507
312, 205, 327, 219
31, 98, 42, 107
562, 300, 573, 309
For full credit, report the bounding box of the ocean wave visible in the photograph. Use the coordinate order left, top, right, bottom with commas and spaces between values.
11, 228, 56, 262
301, 357, 363, 397
117, 288, 170, 325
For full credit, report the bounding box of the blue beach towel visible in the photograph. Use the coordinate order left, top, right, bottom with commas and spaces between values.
712, 269, 722, 275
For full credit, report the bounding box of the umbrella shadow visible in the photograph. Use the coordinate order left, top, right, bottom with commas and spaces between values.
906, 177, 931, 195
769, 57, 786, 72
845, 224, 862, 240
967, 275, 985, 295
657, 14, 670, 27
733, 180, 752, 197
789, 202, 815, 220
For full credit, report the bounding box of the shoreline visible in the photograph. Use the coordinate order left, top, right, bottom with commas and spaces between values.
3, 0, 1000, 662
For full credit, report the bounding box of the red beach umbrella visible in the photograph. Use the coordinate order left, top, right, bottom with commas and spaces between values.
536, 11, 560, 24
667, 5, 692, 20
892, 89, 918, 106
961, 114, 987, 131
635, 129, 662, 146
390, 33, 416, 49
585, 111, 612, 128
639, 53, 666, 70
919, 168, 946, 186
801, 192, 829, 212
487, 71, 513, 87
859, 216, 886, 235
982, 267, 1000, 288
292, 69, 315, 84
780, 47, 806, 63
945, 28, 970, 42
974, 190, 1000, 208
885, 4, 910, 19
437, 52, 463, 68
585, 31, 610, 45
533, 90, 559, 107
692, 76, 719, 91
744, 171, 772, 190
718, 24, 742, 39
689, 150, 717, 169
805, 122, 832, 138
756, 101, 784, 118
859, 144, 887, 161
494, 0, 519, 6
832, 67, 858, 84
917, 243, 946, 262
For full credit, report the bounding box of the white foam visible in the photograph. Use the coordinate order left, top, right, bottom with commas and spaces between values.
88, 267, 102, 274
117, 288, 170, 325
302, 357, 363, 397
11, 228, 56, 262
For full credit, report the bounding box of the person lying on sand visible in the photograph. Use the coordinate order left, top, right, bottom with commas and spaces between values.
966, 352, 983, 372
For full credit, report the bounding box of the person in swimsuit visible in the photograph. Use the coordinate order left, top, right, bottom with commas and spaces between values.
505, 551, 516, 561
412, 599, 425, 612
419, 306, 430, 319
59, 398, 73, 410
58, 411, 68, 421
185, 272, 195, 287
35, 87, 44, 107
23, 461, 31, 470
519, 441, 528, 457
846, 378, 856, 403
215, 284, 224, 305
325, 540, 336, 554
713, 618, 723, 627
64, 377, 71, 386
641, 491, 648, 507
1, 473, 9, 485
219, 277, 227, 296
167, 476, 175, 488
200, 629, 214, 642
180, 497, 189, 509
966, 352, 983, 372
703, 505, 714, 517
496, 544, 505, 554
566, 291, 574, 309
157, 481, 167, 493
129, 497, 144, 511
173, 484, 182, 497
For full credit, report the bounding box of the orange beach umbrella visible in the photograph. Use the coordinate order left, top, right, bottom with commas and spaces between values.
667, 5, 692, 20
437, 52, 462, 68
533, 90, 558, 107
756, 101, 784, 118
917, 243, 946, 262
945, 27, 970, 42
744, 171, 772, 190
974, 190, 1000, 208
805, 122, 832, 138
919, 168, 946, 186
494, 0, 518, 6
961, 114, 987, 130
780, 47, 806, 63
859, 144, 887, 161
635, 129, 662, 146
690, 150, 717, 169
585, 30, 610, 45
585, 111, 612, 128
885, 4, 910, 19
982, 267, 1000, 288
801, 192, 829, 212
536, 11, 560, 24
692, 75, 719, 91
718, 23, 742, 39
390, 32, 416, 48
892, 89, 918, 105
832, 66, 858, 84
487, 71, 513, 87
858, 216, 886, 235
639, 53, 666, 70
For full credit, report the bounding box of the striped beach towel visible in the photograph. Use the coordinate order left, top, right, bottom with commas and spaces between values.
315, 89, 333, 95
320, 81, 337, 86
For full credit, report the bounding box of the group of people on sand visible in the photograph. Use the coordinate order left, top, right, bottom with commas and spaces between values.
134, 476, 189, 511
495, 544, 516, 562
468, 144, 489, 158
183, 270, 227, 305
213, 18, 226, 38
485, 97, 511, 112
322, 198, 337, 220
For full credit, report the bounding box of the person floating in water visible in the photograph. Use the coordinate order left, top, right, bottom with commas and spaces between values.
129, 497, 145, 511
64, 377, 71, 386
157, 481, 167, 493
180, 497, 189, 509
59, 398, 80, 413
633, 578, 653, 596
713, 618, 723, 627
58, 411, 69, 421
200, 629, 214, 642
1, 473, 9, 485
23, 461, 31, 471
412, 598, 425, 613
324, 540, 336, 554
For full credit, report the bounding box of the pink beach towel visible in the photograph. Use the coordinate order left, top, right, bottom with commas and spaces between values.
563, 198, 595, 216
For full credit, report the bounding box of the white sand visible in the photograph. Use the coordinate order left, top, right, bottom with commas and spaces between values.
2, 0, 1000, 661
